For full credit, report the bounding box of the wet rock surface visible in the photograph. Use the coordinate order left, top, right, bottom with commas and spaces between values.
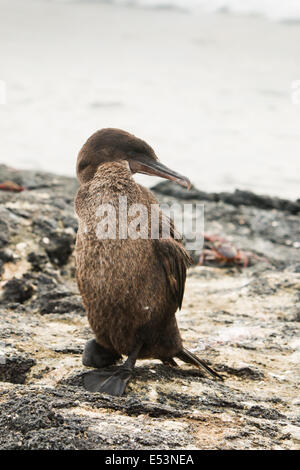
0, 165, 299, 450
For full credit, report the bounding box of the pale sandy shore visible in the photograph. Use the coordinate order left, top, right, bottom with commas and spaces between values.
0, 0, 300, 198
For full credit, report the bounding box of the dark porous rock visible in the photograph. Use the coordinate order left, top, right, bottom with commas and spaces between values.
0, 219, 10, 248
152, 181, 300, 214
0, 249, 15, 263
0, 392, 78, 450
0, 164, 79, 193
219, 189, 300, 214
32, 216, 58, 236
246, 277, 278, 297
52, 344, 84, 355
0, 353, 36, 384
152, 180, 215, 201
35, 289, 84, 315
27, 251, 49, 271
35, 272, 58, 289
61, 215, 78, 232
44, 231, 75, 267
217, 364, 265, 380
2, 278, 34, 304
246, 405, 286, 421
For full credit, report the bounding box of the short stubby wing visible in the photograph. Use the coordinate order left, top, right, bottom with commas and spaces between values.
154, 215, 193, 310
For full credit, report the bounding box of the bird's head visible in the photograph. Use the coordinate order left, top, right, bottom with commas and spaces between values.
76, 128, 191, 190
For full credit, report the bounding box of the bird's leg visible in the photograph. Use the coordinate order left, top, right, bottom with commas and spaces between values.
82, 339, 121, 368
83, 342, 143, 397
162, 358, 179, 367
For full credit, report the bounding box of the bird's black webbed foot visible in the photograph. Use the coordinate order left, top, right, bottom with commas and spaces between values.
84, 366, 132, 396
82, 339, 121, 368
83, 342, 142, 396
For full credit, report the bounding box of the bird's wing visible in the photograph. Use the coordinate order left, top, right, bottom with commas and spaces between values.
137, 184, 193, 310
154, 217, 193, 310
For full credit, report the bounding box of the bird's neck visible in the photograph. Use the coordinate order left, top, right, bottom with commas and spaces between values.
89, 161, 135, 194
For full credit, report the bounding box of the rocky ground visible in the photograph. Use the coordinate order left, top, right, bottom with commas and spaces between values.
0, 164, 299, 450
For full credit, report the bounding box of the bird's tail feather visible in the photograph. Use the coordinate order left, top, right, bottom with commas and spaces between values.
176, 347, 223, 381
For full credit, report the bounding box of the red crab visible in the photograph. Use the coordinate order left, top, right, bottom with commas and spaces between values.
198, 233, 265, 268
0, 181, 25, 192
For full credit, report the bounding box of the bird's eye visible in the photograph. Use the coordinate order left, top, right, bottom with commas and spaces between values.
128, 151, 136, 157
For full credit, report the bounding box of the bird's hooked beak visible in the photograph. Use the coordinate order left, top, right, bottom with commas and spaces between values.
129, 154, 191, 190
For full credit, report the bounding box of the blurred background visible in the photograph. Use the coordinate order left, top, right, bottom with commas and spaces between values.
0, 0, 300, 198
